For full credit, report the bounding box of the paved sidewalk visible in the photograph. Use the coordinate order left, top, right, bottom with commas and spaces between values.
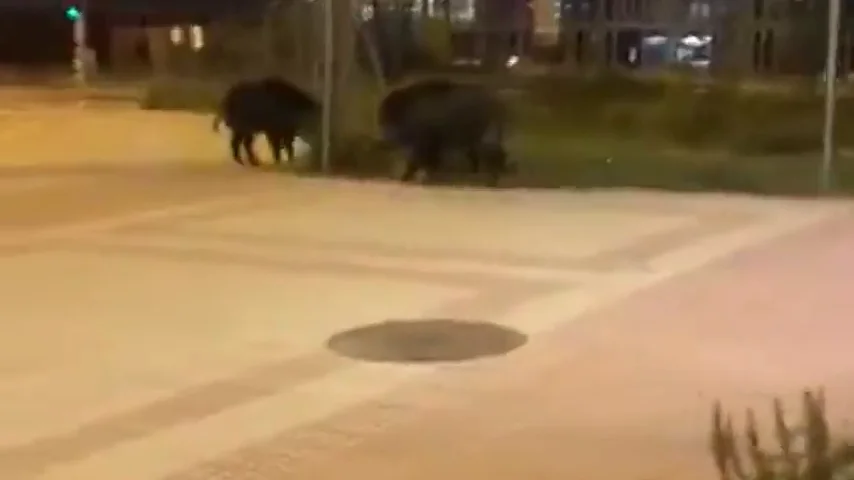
0, 104, 851, 480
0, 108, 227, 169
188, 203, 854, 480
0, 166, 849, 480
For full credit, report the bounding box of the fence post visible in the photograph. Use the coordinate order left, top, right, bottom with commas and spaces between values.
821, 0, 841, 192
351, 0, 387, 92
321, 0, 335, 173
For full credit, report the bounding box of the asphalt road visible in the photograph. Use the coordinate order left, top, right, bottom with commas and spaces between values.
0, 106, 853, 480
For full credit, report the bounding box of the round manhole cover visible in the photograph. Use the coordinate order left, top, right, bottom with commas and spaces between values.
326, 319, 528, 364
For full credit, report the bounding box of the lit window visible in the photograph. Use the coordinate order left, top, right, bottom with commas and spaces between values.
450, 0, 475, 23
190, 25, 204, 50
169, 26, 184, 45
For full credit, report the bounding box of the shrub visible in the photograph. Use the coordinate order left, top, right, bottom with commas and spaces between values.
725, 94, 823, 155
598, 101, 647, 136
517, 73, 854, 162
711, 389, 854, 480
833, 97, 854, 150
508, 129, 837, 195
649, 81, 734, 147
523, 72, 666, 126
729, 122, 822, 156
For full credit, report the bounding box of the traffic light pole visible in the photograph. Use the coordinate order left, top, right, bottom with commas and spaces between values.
71, 5, 87, 86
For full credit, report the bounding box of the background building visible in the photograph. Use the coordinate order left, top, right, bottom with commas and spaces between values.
543, 0, 854, 77
551, 0, 715, 70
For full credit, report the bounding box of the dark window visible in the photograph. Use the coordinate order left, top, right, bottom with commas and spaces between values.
753, 0, 764, 19
623, 0, 632, 19
767, 0, 783, 19
575, 30, 587, 63
752, 30, 762, 70
763, 29, 774, 70
689, 0, 711, 19
789, 0, 808, 14
569, 0, 598, 20
849, 34, 854, 70
630, 0, 643, 20
605, 30, 613, 65
589, 0, 600, 20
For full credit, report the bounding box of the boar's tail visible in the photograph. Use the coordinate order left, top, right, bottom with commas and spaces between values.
212, 112, 223, 133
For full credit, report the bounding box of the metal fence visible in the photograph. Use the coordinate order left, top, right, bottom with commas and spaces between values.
50, 0, 363, 169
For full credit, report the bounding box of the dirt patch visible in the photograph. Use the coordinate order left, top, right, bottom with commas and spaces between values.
326, 319, 527, 364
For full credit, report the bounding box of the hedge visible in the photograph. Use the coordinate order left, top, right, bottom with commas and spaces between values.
139, 73, 854, 195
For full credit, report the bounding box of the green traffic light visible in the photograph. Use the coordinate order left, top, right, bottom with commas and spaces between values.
65, 6, 81, 20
